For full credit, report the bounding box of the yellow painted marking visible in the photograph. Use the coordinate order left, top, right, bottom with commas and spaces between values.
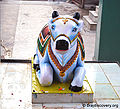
52, 17, 79, 25
48, 82, 51, 85
62, 19, 68, 24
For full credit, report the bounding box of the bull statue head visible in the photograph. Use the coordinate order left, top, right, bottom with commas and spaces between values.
49, 11, 83, 54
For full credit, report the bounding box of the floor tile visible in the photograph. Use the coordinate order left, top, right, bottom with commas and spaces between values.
1, 63, 31, 109
0, 100, 2, 109
6, 63, 27, 73
1, 99, 31, 109
32, 104, 42, 109
114, 87, 120, 98
43, 103, 65, 107
44, 108, 62, 109
62, 107, 74, 109
74, 104, 83, 109
97, 100, 120, 109
85, 71, 96, 92
85, 70, 96, 82
86, 71, 109, 93
99, 62, 120, 86
94, 84, 118, 99
86, 71, 109, 84
0, 63, 8, 83
95, 72, 109, 84
85, 63, 103, 72
106, 73, 120, 86
85, 63, 105, 91
0, 63, 8, 98
100, 63, 120, 74
5, 63, 30, 84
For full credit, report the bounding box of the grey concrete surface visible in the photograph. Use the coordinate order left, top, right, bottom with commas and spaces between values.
0, 0, 21, 58
0, 1, 95, 61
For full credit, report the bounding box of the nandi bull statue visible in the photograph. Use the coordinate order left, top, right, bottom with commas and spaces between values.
33, 11, 86, 92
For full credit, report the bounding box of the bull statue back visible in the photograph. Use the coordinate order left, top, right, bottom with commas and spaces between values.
33, 11, 86, 92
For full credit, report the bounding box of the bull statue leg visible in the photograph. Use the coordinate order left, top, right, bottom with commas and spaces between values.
36, 63, 53, 86
34, 49, 53, 86
70, 67, 86, 92
69, 56, 86, 92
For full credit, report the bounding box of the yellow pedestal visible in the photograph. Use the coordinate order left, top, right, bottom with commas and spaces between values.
32, 59, 93, 103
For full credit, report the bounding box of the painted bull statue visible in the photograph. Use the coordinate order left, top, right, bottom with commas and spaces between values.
33, 11, 86, 92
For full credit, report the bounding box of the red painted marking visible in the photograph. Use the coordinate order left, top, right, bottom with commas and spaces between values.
58, 87, 63, 91
43, 106, 46, 108
56, 49, 68, 52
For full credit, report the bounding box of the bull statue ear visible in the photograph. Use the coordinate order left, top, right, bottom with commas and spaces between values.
73, 12, 80, 20
52, 11, 59, 18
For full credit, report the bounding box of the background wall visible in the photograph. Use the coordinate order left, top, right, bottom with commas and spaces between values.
94, 0, 120, 62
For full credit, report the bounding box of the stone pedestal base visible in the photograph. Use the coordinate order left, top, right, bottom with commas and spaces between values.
32, 67, 93, 103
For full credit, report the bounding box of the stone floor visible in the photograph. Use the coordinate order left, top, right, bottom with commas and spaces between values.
0, 63, 32, 109
0, 0, 20, 58
0, 62, 120, 109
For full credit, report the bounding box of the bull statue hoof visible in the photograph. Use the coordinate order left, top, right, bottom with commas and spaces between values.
33, 11, 86, 92
69, 85, 83, 92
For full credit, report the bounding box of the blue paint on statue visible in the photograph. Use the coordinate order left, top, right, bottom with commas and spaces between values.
33, 11, 86, 92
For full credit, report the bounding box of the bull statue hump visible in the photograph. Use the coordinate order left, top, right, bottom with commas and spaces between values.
33, 11, 86, 92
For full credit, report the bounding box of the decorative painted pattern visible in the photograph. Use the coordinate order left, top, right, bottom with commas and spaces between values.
37, 24, 51, 57
48, 40, 80, 77
78, 32, 85, 61
52, 17, 79, 25
50, 31, 78, 44
62, 19, 68, 24
37, 37, 50, 57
